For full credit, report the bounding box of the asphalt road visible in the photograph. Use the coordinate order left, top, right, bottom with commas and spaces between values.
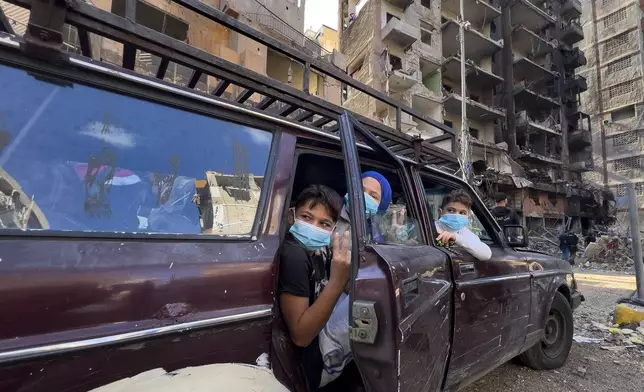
463, 271, 644, 392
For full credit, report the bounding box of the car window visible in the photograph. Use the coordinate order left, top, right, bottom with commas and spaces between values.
363, 168, 424, 246
0, 64, 273, 236
421, 179, 496, 245
469, 210, 493, 243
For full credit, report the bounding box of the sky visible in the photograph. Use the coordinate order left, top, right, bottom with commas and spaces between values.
304, 0, 339, 32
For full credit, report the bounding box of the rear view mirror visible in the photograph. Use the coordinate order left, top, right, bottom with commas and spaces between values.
503, 225, 528, 247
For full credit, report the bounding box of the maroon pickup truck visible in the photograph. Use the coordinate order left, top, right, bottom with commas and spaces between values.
0, 2, 582, 391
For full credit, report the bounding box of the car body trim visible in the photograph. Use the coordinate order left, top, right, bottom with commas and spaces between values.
0, 306, 272, 364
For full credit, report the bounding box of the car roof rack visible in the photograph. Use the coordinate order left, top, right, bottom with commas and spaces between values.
0, 0, 457, 167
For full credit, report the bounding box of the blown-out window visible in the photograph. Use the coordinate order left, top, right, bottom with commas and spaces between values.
0, 64, 273, 236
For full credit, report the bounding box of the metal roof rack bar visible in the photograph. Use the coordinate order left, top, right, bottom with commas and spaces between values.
2, 0, 457, 166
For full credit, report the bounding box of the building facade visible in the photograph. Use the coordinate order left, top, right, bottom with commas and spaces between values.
339, 0, 612, 232
579, 0, 644, 225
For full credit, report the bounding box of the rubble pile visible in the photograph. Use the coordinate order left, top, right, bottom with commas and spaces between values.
581, 234, 636, 273
526, 227, 638, 274
574, 320, 644, 353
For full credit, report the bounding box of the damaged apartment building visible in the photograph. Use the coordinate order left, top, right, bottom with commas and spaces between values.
339, 0, 613, 232
578, 0, 644, 226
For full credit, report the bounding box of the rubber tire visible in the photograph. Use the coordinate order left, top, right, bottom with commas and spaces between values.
520, 291, 573, 370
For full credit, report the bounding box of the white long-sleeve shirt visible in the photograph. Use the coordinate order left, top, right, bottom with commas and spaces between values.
435, 221, 492, 261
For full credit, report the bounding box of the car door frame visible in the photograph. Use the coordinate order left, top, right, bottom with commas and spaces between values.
338, 112, 453, 392
413, 167, 533, 391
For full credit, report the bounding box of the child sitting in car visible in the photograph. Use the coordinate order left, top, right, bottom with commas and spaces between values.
436, 189, 492, 261
278, 184, 351, 391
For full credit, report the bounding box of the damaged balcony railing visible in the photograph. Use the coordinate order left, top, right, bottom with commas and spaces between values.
0, 0, 457, 166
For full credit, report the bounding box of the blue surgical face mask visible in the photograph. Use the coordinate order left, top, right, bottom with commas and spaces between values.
345, 192, 380, 216
289, 219, 333, 251
439, 214, 469, 232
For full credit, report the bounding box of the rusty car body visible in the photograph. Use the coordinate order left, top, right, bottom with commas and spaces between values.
0, 1, 582, 391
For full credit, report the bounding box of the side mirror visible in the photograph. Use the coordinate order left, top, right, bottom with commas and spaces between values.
503, 225, 529, 247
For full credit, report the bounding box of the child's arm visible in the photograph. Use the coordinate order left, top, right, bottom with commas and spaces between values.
454, 229, 492, 261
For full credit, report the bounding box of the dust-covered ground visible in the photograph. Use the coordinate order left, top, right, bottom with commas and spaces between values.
463, 271, 644, 392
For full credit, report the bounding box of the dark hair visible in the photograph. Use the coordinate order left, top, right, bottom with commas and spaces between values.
294, 184, 342, 222
495, 192, 507, 203
441, 189, 473, 209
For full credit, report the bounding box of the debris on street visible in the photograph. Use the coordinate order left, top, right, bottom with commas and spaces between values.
526, 226, 640, 274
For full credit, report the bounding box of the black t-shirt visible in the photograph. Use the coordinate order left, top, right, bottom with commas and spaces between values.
278, 233, 328, 390
491, 206, 520, 226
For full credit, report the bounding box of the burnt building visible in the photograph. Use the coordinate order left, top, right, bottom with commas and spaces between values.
579, 0, 644, 227
338, 0, 612, 232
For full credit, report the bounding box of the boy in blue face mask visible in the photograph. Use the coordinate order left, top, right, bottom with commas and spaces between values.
436, 189, 492, 261
278, 184, 352, 390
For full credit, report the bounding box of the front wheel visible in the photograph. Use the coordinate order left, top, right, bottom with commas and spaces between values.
520, 291, 573, 370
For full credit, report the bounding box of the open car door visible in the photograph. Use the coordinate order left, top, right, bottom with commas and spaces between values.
338, 112, 453, 392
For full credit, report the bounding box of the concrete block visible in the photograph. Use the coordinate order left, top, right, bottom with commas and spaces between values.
331, 49, 348, 71
614, 303, 644, 326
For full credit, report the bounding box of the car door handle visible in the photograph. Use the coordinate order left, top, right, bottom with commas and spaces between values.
402, 275, 419, 307
459, 263, 475, 275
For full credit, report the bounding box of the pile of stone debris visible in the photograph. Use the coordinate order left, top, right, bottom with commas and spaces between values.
526, 227, 637, 274
574, 320, 644, 353
581, 233, 636, 274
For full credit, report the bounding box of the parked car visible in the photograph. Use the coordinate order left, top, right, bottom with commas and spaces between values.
0, 7, 582, 392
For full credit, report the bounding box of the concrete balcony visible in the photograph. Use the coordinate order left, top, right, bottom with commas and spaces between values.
561, 20, 584, 46
386, 0, 415, 9
512, 26, 557, 58
514, 81, 560, 112
570, 159, 594, 172
518, 150, 563, 166
568, 129, 592, 149
510, 0, 556, 33
442, 56, 503, 90
389, 69, 418, 92
513, 57, 557, 87
516, 111, 562, 136
563, 47, 587, 69
561, 0, 582, 20
417, 42, 441, 75
442, 0, 500, 27
382, 17, 420, 48
565, 75, 587, 94
442, 20, 503, 62
443, 93, 506, 123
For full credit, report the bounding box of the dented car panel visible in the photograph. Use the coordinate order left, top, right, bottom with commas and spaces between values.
371, 244, 453, 392
444, 247, 532, 391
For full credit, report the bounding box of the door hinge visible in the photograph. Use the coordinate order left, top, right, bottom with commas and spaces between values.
349, 300, 378, 344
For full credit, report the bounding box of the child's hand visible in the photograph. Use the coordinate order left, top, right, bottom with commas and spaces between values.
330, 232, 351, 289
436, 231, 456, 246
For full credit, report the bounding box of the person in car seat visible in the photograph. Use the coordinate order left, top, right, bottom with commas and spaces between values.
334, 171, 392, 248
278, 184, 351, 391
436, 189, 492, 261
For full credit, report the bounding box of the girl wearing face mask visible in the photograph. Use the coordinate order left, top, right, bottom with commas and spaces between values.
435, 189, 492, 261
334, 171, 393, 249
